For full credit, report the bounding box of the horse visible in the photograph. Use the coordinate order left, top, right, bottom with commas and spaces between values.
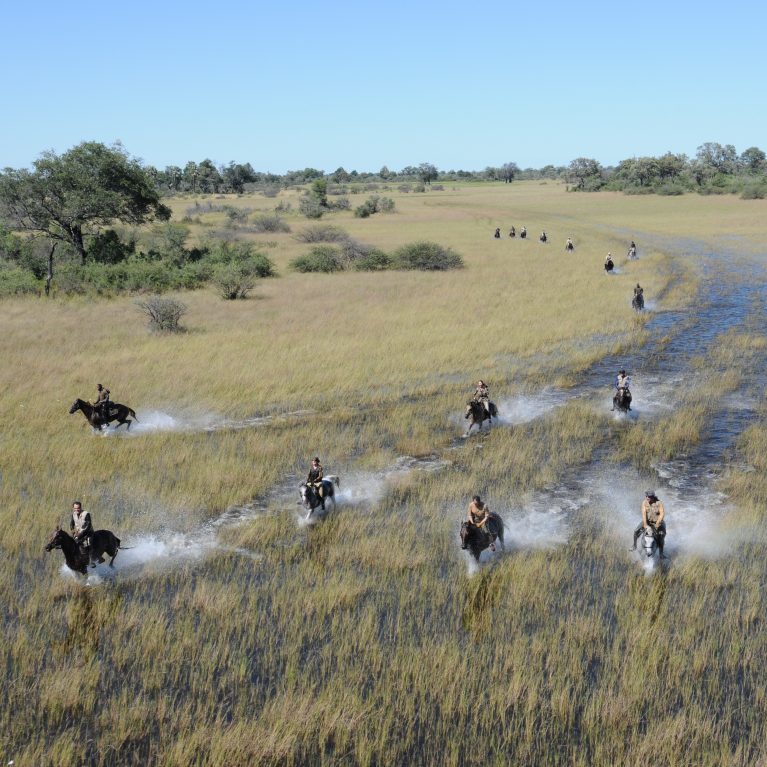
612, 387, 632, 413
299, 476, 340, 519
604, 258, 614, 273
460, 512, 505, 562
464, 400, 498, 436
632, 293, 645, 311
520, 228, 527, 239
539, 232, 547, 243
509, 227, 516, 238
69, 398, 138, 431
628, 246, 638, 260
640, 523, 666, 561
494, 228, 501, 239
44, 525, 122, 575
565, 240, 575, 252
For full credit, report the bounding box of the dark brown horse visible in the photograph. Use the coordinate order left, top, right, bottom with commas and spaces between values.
45, 525, 122, 575
464, 400, 498, 436
69, 398, 138, 430
612, 387, 632, 412
299, 476, 339, 518
460, 513, 505, 561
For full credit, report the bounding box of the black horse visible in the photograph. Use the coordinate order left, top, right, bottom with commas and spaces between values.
520, 228, 527, 239
464, 400, 498, 436
69, 398, 138, 431
494, 228, 501, 238
460, 513, 505, 561
45, 525, 122, 575
299, 476, 339, 518
612, 387, 632, 412
604, 257, 614, 273
539, 232, 547, 243
632, 293, 645, 311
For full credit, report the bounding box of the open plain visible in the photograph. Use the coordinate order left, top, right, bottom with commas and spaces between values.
3, 182, 767, 766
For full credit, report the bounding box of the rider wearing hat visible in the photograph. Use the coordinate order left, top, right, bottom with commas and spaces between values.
465, 495, 496, 552
616, 369, 630, 391
632, 490, 666, 557
307, 457, 325, 498
634, 283, 644, 298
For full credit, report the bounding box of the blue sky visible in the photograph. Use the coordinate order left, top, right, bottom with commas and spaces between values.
1, 0, 765, 173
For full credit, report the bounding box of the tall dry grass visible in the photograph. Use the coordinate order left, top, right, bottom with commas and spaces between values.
2, 183, 767, 765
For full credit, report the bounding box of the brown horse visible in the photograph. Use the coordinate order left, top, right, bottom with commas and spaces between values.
464, 400, 498, 436
69, 398, 138, 430
45, 525, 122, 575
460, 513, 505, 561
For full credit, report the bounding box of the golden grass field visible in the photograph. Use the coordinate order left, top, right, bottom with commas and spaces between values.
2, 182, 767, 765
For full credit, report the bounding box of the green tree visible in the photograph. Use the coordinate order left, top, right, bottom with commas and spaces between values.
740, 146, 766, 174
418, 163, 439, 185
499, 162, 519, 183
567, 157, 603, 190
0, 141, 170, 264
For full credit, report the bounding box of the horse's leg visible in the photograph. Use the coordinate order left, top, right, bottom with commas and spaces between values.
109, 547, 118, 567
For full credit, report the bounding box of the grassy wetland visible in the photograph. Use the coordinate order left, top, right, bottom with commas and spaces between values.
4, 182, 767, 765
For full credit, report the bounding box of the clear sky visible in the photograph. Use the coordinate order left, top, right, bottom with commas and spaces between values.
1, 0, 765, 173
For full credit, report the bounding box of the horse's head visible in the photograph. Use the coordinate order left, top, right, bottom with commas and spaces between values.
69, 399, 82, 414
299, 483, 312, 507
642, 527, 657, 556
45, 525, 65, 552
464, 402, 475, 419
460, 521, 470, 546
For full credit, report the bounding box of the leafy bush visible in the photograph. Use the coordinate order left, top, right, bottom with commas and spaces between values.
274, 200, 292, 213
295, 224, 349, 243
213, 261, 260, 299
261, 186, 280, 198
656, 184, 686, 196
250, 214, 290, 233
353, 249, 393, 271
291, 246, 342, 273
206, 240, 276, 277
89, 229, 135, 264
331, 196, 351, 210
299, 196, 325, 219
741, 184, 767, 199
393, 241, 464, 271
0, 266, 40, 296
135, 296, 187, 332
354, 195, 395, 218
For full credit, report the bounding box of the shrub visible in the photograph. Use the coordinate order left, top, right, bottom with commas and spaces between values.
261, 186, 280, 198
274, 200, 292, 213
89, 229, 135, 264
331, 196, 351, 210
354, 249, 393, 271
225, 207, 250, 226
354, 195, 394, 218
354, 200, 377, 218
393, 241, 464, 271
295, 224, 349, 243
291, 245, 342, 273
0, 266, 40, 296
207, 240, 276, 277
213, 262, 258, 299
657, 184, 686, 196
299, 196, 325, 219
250, 213, 290, 233
135, 296, 187, 332
741, 185, 767, 200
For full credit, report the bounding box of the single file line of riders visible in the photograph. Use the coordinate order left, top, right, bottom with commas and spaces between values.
632, 490, 667, 559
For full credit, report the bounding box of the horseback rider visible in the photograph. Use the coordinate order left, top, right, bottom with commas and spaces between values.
632, 490, 667, 557
540, 231, 547, 243
565, 237, 574, 251
520, 226, 527, 238
494, 227, 501, 238
633, 283, 644, 299
509, 226, 516, 238
472, 380, 491, 416
93, 383, 111, 422
628, 241, 638, 259
616, 369, 631, 391
605, 253, 614, 269
464, 495, 496, 552
307, 457, 325, 499
70, 501, 97, 564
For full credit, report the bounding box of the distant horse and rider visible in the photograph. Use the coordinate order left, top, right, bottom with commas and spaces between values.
460, 496, 505, 561
464, 380, 497, 436
70, 398, 138, 430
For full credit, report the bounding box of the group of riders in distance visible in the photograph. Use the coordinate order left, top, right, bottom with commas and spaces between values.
53, 238, 664, 575
494, 232, 644, 308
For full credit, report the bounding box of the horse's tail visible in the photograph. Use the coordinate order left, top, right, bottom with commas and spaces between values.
326, 475, 340, 488
490, 402, 498, 417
